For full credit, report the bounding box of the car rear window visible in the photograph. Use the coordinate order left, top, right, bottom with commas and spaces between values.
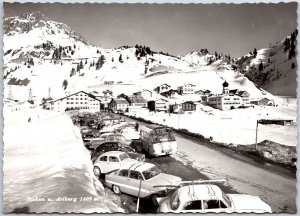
100, 156, 107, 161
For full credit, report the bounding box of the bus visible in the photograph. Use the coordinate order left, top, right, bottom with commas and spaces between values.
140, 125, 177, 157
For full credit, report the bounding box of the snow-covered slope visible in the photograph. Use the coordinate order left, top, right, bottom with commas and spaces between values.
235, 30, 298, 97
4, 12, 282, 103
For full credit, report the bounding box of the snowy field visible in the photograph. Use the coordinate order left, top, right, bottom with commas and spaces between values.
128, 104, 297, 146
3, 108, 123, 213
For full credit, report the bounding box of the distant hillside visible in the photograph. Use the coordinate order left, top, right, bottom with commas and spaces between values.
4, 11, 292, 103
235, 29, 298, 97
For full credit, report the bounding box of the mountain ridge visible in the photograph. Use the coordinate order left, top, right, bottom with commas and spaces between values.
3, 12, 297, 102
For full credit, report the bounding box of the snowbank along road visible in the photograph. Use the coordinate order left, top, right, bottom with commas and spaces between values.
118, 114, 296, 213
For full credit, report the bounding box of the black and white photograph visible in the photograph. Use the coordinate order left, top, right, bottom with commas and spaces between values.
2, 1, 298, 214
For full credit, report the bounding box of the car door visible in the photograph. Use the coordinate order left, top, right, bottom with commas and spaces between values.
98, 156, 108, 173
113, 169, 131, 194
107, 156, 121, 173
200, 199, 230, 213
181, 200, 203, 213
126, 170, 146, 197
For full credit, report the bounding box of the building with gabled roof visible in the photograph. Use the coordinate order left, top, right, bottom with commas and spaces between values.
181, 101, 196, 111
177, 83, 196, 95
161, 89, 179, 98
128, 96, 147, 109
133, 89, 152, 100
154, 83, 171, 94
110, 98, 129, 112
49, 91, 101, 112
207, 81, 251, 110
148, 98, 169, 112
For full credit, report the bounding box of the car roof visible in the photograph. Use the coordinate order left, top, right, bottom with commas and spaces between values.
177, 185, 223, 202
100, 151, 127, 157
108, 134, 124, 137
97, 141, 120, 145
120, 162, 155, 172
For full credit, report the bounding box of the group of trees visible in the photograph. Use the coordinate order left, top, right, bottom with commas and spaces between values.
96, 55, 106, 69
62, 79, 68, 90
52, 44, 78, 60
284, 29, 298, 60
135, 45, 153, 59
70, 55, 106, 77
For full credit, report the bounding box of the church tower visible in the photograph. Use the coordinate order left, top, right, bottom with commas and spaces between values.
222, 80, 229, 94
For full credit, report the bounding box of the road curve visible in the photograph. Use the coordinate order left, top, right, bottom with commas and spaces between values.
118, 114, 296, 213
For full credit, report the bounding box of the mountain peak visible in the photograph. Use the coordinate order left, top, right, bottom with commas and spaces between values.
18, 11, 48, 22
4, 11, 49, 35
4, 11, 89, 45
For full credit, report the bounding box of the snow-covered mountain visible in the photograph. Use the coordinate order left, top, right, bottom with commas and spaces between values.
4, 12, 285, 103
234, 30, 298, 97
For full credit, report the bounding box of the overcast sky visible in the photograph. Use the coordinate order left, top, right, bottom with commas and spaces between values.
4, 2, 297, 57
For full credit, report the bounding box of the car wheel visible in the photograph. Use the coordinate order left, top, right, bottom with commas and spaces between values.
112, 185, 121, 195
150, 194, 159, 206
93, 166, 101, 177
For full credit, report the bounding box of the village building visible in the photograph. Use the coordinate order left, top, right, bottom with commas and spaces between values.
117, 93, 131, 102
200, 95, 208, 102
104, 81, 114, 85
153, 83, 171, 94
103, 90, 113, 99
195, 89, 211, 95
169, 103, 182, 113
50, 91, 101, 112
207, 81, 251, 110
250, 98, 275, 106
177, 83, 196, 95
207, 94, 242, 110
133, 90, 152, 100
160, 89, 178, 98
148, 98, 169, 112
236, 91, 250, 104
129, 97, 147, 108
181, 101, 196, 111
109, 98, 129, 112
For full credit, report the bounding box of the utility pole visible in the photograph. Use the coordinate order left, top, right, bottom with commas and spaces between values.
255, 120, 261, 150
28, 87, 32, 101
136, 178, 142, 213
8, 85, 13, 100
48, 86, 51, 99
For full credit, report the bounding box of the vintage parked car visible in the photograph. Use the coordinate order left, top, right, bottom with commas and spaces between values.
116, 127, 140, 140
105, 134, 131, 145
157, 184, 272, 213
129, 140, 144, 153
91, 142, 136, 162
80, 126, 90, 133
105, 162, 182, 204
93, 151, 140, 177
87, 134, 130, 150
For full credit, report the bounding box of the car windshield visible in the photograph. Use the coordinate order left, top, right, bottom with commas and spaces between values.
119, 153, 130, 161
142, 166, 161, 180
151, 128, 176, 142
108, 135, 125, 141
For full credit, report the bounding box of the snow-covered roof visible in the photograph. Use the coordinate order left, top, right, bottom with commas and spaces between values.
112, 99, 129, 104
51, 91, 101, 103
130, 97, 147, 103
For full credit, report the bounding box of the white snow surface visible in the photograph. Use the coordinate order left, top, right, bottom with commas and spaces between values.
3, 108, 124, 213
128, 104, 297, 146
